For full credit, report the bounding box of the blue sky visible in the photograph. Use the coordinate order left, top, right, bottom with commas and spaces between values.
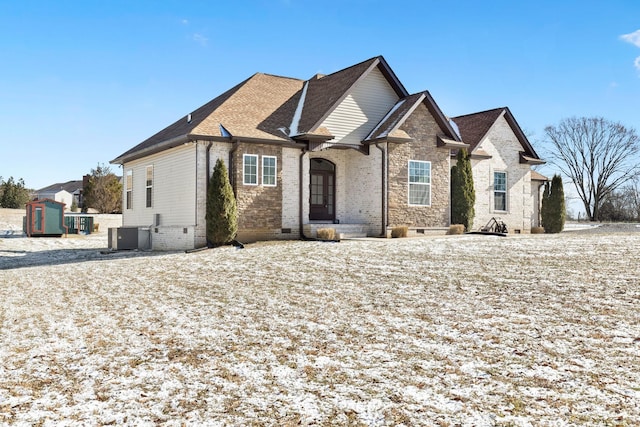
1, 0, 639, 193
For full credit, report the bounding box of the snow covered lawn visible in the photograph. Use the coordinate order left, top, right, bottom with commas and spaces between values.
1, 233, 639, 425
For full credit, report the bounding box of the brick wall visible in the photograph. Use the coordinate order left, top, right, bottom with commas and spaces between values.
387, 103, 450, 228
151, 225, 195, 251
470, 116, 533, 233
233, 142, 284, 239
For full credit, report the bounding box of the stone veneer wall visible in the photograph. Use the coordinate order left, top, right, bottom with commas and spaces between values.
387, 103, 451, 228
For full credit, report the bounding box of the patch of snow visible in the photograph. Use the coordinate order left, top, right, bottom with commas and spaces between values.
289, 81, 308, 137
1, 233, 639, 424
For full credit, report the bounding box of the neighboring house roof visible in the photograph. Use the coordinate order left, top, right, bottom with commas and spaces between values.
451, 107, 544, 164
112, 56, 434, 165
36, 180, 83, 194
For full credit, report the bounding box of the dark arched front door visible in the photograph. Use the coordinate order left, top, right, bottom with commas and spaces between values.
309, 158, 335, 221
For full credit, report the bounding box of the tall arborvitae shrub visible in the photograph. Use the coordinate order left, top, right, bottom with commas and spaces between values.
451, 148, 475, 231
542, 174, 565, 233
206, 158, 238, 247
541, 181, 550, 231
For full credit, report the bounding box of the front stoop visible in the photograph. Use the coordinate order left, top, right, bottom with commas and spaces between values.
303, 223, 369, 239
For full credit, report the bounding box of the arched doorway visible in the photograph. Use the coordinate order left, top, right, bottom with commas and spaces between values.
309, 158, 335, 221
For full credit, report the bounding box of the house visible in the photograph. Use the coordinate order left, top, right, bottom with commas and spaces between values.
33, 180, 84, 211
110, 56, 472, 250
451, 107, 546, 233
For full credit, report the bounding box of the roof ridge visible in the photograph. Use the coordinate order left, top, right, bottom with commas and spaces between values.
314, 56, 382, 80
452, 107, 506, 119
256, 72, 304, 82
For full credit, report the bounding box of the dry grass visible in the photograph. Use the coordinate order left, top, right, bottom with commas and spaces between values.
391, 225, 408, 238
316, 227, 336, 240
448, 224, 465, 234
1, 232, 639, 425
531, 226, 545, 234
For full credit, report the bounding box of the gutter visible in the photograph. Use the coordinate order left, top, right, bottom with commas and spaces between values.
110, 134, 190, 165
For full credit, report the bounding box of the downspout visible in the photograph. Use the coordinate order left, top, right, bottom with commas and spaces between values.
204, 141, 213, 232
196, 141, 201, 228
206, 141, 213, 190
374, 142, 387, 237
299, 148, 312, 240
228, 140, 240, 194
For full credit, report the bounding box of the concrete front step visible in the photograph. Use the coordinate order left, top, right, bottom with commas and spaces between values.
303, 223, 369, 239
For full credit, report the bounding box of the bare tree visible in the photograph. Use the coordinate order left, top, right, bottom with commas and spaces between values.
544, 117, 640, 221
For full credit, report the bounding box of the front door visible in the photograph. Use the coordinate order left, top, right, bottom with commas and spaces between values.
309, 159, 335, 221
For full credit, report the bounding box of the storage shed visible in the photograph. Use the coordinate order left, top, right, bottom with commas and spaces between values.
24, 199, 68, 237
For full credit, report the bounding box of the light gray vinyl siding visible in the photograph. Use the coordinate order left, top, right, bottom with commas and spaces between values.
320, 68, 399, 146
122, 144, 197, 227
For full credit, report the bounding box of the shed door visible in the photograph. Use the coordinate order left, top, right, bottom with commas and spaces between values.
32, 205, 45, 233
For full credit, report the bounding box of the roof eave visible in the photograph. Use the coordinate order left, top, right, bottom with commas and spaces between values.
520, 152, 546, 165
437, 136, 470, 149
110, 135, 191, 165
292, 133, 335, 142
364, 136, 414, 145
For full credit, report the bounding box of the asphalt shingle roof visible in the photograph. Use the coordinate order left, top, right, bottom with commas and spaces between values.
452, 107, 542, 160
36, 180, 83, 193
112, 56, 459, 164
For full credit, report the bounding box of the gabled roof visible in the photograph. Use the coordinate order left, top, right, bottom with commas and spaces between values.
111, 56, 441, 165
294, 56, 408, 137
451, 107, 543, 162
364, 91, 462, 144
36, 180, 83, 194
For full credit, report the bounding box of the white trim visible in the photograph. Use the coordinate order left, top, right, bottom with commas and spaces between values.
125, 169, 133, 210
145, 165, 154, 208
243, 154, 258, 185
262, 155, 277, 187
493, 170, 507, 212
408, 160, 431, 206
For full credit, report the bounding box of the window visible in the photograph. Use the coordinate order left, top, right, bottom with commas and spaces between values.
408, 160, 431, 206
243, 154, 258, 185
126, 170, 133, 209
262, 156, 277, 187
494, 171, 507, 211
145, 165, 153, 208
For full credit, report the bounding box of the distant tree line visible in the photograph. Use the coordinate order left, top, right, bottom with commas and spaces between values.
596, 180, 640, 222
0, 176, 31, 208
